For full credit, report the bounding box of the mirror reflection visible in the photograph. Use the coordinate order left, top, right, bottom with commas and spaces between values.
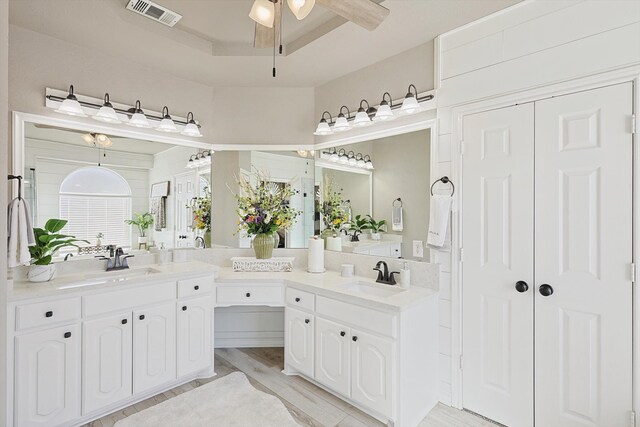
23, 122, 212, 258
315, 129, 431, 260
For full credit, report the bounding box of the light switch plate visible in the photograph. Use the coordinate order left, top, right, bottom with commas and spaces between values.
413, 240, 424, 258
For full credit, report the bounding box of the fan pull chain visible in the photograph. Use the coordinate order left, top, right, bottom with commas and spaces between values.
272, 21, 276, 77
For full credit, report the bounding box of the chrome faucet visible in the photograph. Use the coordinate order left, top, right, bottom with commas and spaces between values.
96, 247, 135, 271
373, 260, 400, 285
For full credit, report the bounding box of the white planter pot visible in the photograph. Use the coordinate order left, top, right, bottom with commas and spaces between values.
371, 232, 381, 241
138, 236, 148, 244
28, 264, 57, 283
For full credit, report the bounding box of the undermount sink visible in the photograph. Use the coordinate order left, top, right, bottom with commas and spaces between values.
339, 281, 406, 298
84, 267, 161, 281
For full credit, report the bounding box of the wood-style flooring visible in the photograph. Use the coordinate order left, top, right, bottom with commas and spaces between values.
84, 347, 498, 427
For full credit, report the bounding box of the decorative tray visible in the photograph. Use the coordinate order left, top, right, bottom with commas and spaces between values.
231, 257, 295, 272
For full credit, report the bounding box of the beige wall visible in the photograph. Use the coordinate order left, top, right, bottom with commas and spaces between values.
8, 25, 315, 147
314, 41, 434, 118
0, 0, 8, 421
211, 151, 240, 248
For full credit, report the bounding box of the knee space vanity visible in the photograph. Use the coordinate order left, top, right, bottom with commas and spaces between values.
8, 261, 438, 427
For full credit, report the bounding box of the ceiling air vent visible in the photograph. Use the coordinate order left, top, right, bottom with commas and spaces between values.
126, 0, 182, 27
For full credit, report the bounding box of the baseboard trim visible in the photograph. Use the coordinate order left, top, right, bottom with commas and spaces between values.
214, 337, 284, 348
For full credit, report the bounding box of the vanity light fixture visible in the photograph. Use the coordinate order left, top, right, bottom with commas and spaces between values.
186, 150, 213, 169
329, 147, 339, 162
400, 84, 421, 115
353, 100, 373, 127
364, 155, 374, 170
55, 85, 87, 117
181, 112, 203, 137
356, 153, 365, 168
287, 0, 315, 19
127, 100, 153, 128
156, 106, 179, 133
337, 148, 349, 164
347, 151, 357, 166
92, 93, 122, 124
333, 106, 351, 132
373, 92, 394, 122
249, 0, 276, 27
314, 111, 333, 136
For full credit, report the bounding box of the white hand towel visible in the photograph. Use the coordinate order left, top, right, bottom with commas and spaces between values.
7, 198, 36, 268
427, 195, 453, 250
392, 207, 403, 232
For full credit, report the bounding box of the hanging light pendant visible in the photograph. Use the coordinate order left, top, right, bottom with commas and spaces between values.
314, 111, 333, 135
287, 0, 315, 20
401, 84, 421, 115
156, 106, 179, 133
181, 112, 203, 137
92, 93, 121, 123
55, 85, 87, 117
373, 92, 394, 122
354, 100, 373, 127
249, 0, 276, 27
333, 106, 351, 132
127, 100, 152, 128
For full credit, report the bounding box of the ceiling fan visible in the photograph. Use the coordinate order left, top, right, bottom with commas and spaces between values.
249, 0, 390, 75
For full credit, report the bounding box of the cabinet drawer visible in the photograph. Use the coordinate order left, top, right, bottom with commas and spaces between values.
83, 282, 176, 317
15, 297, 81, 331
216, 285, 283, 306
316, 296, 397, 338
178, 276, 214, 299
286, 287, 315, 312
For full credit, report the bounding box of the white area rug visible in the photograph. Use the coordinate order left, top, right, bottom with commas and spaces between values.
114, 372, 300, 427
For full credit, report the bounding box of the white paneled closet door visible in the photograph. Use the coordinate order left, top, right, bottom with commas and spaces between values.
462, 103, 535, 427
534, 83, 633, 427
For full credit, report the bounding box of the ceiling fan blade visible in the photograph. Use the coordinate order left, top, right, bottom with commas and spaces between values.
317, 0, 389, 31
254, 0, 282, 49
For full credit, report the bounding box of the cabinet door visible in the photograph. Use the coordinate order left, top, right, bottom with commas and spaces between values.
284, 307, 314, 377
82, 312, 132, 414
177, 296, 212, 377
315, 317, 349, 396
133, 303, 177, 394
15, 324, 80, 427
350, 329, 394, 418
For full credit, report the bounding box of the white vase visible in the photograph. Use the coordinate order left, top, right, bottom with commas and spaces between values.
371, 232, 381, 241
28, 264, 57, 283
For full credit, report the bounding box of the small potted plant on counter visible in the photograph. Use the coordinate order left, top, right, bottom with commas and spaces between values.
28, 219, 89, 282
125, 212, 153, 248
367, 216, 387, 240
345, 214, 371, 242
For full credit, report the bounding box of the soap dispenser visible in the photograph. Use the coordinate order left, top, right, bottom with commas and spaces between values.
400, 262, 410, 288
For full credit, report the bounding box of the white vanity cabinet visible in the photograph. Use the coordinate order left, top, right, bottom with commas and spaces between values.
284, 306, 314, 377
315, 317, 350, 396
177, 296, 212, 377
14, 323, 81, 427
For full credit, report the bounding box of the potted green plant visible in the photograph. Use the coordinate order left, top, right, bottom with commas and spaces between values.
28, 219, 89, 282
345, 214, 371, 242
125, 212, 154, 246
367, 216, 387, 240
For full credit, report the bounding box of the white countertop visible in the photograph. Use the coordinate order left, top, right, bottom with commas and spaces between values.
9, 261, 437, 311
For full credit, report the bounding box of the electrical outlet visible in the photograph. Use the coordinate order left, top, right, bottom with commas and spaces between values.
413, 240, 424, 258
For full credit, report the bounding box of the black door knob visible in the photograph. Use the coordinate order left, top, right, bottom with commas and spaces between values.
182, 306, 188, 311
246, 293, 251, 297
64, 332, 71, 338
139, 315, 145, 320
305, 319, 310, 324
539, 284, 554, 296
295, 297, 300, 302
352, 336, 358, 342
194, 285, 199, 290
45, 311, 53, 318
340, 331, 346, 337
515, 281, 529, 293
121, 319, 128, 325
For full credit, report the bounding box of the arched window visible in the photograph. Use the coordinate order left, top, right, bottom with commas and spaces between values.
59, 166, 132, 248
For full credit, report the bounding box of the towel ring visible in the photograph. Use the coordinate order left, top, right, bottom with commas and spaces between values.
430, 176, 454, 196
8, 175, 22, 200
392, 198, 403, 208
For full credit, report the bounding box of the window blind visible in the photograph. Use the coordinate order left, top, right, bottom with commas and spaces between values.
59, 195, 132, 248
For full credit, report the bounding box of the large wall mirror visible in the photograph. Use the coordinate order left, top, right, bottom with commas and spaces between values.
20, 121, 212, 258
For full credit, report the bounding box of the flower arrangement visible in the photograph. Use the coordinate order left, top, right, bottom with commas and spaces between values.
318, 180, 349, 233
233, 172, 300, 236
191, 187, 211, 232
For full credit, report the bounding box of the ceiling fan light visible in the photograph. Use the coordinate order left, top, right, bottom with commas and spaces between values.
287, 0, 315, 20
56, 85, 87, 117
82, 133, 94, 145
249, 0, 275, 28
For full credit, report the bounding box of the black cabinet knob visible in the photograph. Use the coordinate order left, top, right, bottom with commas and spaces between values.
340, 331, 346, 337
305, 319, 310, 324
539, 284, 554, 296
45, 311, 53, 318
295, 297, 301, 302
139, 315, 145, 320
352, 336, 358, 342
515, 281, 529, 293
246, 293, 251, 298
121, 319, 128, 325
182, 306, 187, 311
64, 332, 71, 339
194, 285, 199, 290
